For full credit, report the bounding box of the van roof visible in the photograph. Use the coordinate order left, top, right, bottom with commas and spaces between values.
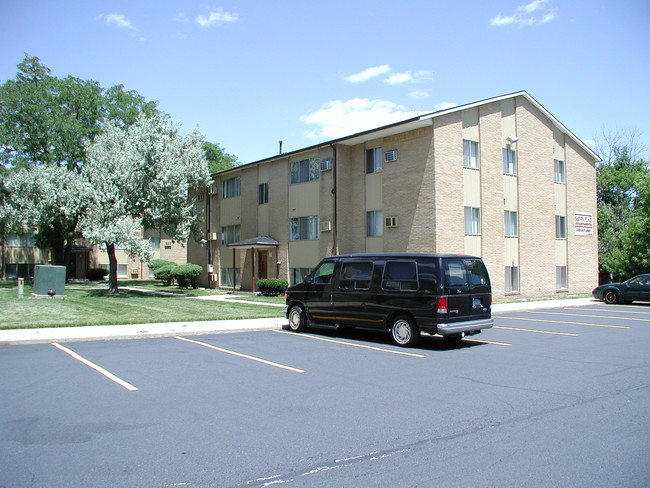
327, 253, 481, 260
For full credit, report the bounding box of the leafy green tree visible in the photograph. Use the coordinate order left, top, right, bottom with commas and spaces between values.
204, 141, 237, 173
82, 113, 210, 293
0, 55, 160, 272
597, 142, 650, 281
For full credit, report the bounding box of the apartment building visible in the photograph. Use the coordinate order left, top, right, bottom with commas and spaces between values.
188, 91, 599, 301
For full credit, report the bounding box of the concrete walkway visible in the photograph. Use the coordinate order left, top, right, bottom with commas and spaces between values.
0, 296, 597, 346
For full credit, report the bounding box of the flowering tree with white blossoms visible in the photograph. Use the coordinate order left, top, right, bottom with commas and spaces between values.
82, 113, 210, 293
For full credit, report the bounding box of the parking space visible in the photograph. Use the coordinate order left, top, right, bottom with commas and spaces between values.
2, 302, 649, 488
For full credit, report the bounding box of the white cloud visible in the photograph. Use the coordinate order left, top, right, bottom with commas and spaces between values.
344, 65, 392, 83
490, 0, 556, 27
300, 98, 427, 140
384, 70, 432, 85
98, 13, 136, 30
409, 90, 430, 99
196, 9, 239, 27
434, 102, 458, 111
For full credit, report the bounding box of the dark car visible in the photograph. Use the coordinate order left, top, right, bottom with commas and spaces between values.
285, 253, 493, 347
592, 274, 650, 304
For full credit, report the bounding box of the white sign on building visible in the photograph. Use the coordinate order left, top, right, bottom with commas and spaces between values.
574, 211, 593, 236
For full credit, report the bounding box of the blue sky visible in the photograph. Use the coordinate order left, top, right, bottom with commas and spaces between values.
1, 0, 649, 163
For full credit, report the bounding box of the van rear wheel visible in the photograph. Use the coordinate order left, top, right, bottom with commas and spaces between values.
390, 315, 419, 347
287, 305, 307, 332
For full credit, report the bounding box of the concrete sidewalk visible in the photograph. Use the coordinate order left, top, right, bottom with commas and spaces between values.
0, 297, 597, 346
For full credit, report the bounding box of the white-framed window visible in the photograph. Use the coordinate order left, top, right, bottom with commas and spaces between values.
505, 266, 520, 292
555, 215, 567, 239
366, 147, 382, 174
222, 176, 241, 198
149, 237, 160, 251
464, 207, 481, 235
290, 216, 319, 241
504, 210, 518, 237
290, 157, 319, 184
554, 159, 566, 184
6, 233, 36, 247
258, 182, 268, 205
556, 266, 568, 289
463, 140, 480, 169
366, 210, 383, 237
291, 267, 312, 285
220, 268, 242, 287
221, 225, 240, 245
503, 147, 517, 175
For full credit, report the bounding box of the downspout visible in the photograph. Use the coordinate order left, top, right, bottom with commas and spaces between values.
330, 143, 338, 255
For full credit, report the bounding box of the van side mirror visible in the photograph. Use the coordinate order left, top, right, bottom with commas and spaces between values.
304, 275, 314, 284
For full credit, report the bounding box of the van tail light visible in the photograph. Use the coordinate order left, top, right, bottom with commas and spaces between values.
437, 296, 448, 314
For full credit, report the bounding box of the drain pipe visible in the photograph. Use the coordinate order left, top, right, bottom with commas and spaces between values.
330, 143, 338, 255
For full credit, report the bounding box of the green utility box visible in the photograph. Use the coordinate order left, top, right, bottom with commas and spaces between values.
32, 265, 66, 297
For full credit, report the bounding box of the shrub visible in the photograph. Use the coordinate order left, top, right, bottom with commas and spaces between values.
257, 278, 288, 296
154, 264, 176, 286
149, 259, 176, 272
87, 268, 109, 281
172, 263, 203, 289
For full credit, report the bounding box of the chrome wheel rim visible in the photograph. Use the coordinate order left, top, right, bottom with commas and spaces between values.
288, 308, 301, 330
392, 319, 411, 344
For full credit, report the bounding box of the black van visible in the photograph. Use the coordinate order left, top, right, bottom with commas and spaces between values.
285, 254, 492, 347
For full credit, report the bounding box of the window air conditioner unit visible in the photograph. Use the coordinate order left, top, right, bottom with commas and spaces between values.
320, 159, 332, 171
385, 150, 398, 162
320, 220, 332, 232
208, 233, 218, 241
385, 216, 398, 228
164, 241, 173, 248
208, 184, 217, 195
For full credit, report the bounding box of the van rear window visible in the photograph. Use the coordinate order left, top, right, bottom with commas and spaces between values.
339, 262, 373, 289
383, 261, 418, 291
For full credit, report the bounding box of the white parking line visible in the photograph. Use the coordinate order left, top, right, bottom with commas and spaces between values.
274, 330, 426, 357
174, 336, 306, 373
51, 343, 138, 391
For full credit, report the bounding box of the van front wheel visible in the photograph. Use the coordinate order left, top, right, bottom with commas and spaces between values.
390, 315, 419, 347
287, 305, 307, 332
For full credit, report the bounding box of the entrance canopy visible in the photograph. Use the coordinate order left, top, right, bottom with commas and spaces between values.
227, 236, 279, 249
226, 236, 279, 292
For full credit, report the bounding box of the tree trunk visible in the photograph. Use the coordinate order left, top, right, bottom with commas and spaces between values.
106, 242, 119, 294
0, 239, 5, 280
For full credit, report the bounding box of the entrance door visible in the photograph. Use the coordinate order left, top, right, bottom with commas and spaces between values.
258, 251, 268, 280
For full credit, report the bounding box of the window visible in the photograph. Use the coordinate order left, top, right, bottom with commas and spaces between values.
7, 234, 36, 247
504, 210, 518, 237
149, 237, 160, 250
464, 207, 481, 235
340, 261, 373, 289
366, 210, 383, 237
221, 225, 240, 245
463, 140, 480, 169
5, 263, 35, 279
311, 261, 335, 284
366, 147, 382, 174
258, 183, 268, 205
505, 266, 520, 292
555, 215, 567, 239
554, 159, 566, 184
291, 267, 312, 285
221, 268, 242, 287
556, 266, 567, 289
445, 260, 468, 287
290, 216, 319, 241
503, 147, 517, 175
222, 176, 241, 198
383, 261, 418, 291
290, 157, 319, 184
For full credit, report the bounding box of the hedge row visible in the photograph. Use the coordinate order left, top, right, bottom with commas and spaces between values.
257, 278, 288, 296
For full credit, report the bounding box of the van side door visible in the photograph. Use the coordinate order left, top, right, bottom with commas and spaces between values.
331, 260, 378, 327
465, 258, 492, 318
302, 259, 337, 324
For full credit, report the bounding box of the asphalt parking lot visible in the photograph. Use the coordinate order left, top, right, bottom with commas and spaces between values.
1, 301, 649, 488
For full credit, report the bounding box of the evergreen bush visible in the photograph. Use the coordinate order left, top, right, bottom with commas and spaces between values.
257, 278, 288, 296
87, 268, 109, 281
172, 263, 203, 289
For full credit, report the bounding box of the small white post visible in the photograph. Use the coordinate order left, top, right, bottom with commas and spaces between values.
18, 277, 24, 298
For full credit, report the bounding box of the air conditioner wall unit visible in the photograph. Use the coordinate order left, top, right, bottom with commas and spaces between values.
320, 220, 332, 232
208, 232, 218, 241
385, 216, 398, 228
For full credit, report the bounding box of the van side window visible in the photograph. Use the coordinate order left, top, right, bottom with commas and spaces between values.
445, 260, 468, 287
465, 259, 490, 286
383, 261, 418, 291
339, 262, 373, 289
312, 261, 335, 284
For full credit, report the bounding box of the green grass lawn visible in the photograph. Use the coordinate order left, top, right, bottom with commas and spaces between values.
1, 280, 285, 330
